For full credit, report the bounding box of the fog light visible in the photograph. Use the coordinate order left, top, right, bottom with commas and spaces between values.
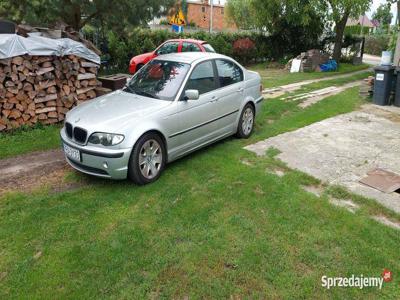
103, 162, 108, 169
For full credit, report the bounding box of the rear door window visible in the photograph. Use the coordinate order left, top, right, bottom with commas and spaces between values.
182, 42, 201, 52
203, 43, 216, 53
215, 59, 243, 87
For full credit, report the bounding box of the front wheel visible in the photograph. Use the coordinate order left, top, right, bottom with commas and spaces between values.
128, 133, 166, 185
236, 103, 255, 139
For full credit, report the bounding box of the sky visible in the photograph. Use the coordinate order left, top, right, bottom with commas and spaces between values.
218, 0, 397, 23
367, 0, 397, 24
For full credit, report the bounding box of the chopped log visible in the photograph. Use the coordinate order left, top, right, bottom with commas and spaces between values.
46, 100, 57, 107
86, 90, 96, 99
48, 111, 58, 118
12, 56, 24, 65
38, 113, 47, 120
47, 86, 57, 94
77, 87, 95, 95
34, 93, 58, 104
81, 61, 99, 68
2, 109, 11, 118
23, 82, 33, 92
9, 109, 22, 119
57, 106, 69, 114
41, 61, 53, 68
36, 67, 54, 75
35, 107, 56, 114
77, 73, 95, 80
63, 85, 71, 95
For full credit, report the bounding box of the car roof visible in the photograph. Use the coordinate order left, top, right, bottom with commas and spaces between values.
165, 38, 207, 44
155, 52, 235, 65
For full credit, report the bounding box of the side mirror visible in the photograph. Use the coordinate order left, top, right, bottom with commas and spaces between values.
183, 89, 199, 101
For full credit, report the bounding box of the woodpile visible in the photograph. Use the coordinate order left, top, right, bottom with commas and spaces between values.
359, 76, 374, 98
0, 55, 101, 131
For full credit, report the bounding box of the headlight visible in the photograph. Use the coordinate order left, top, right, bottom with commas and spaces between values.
88, 132, 125, 146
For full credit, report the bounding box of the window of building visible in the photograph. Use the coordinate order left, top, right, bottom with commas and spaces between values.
201, 6, 206, 13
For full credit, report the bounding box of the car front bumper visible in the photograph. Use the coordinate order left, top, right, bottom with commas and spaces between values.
60, 129, 132, 179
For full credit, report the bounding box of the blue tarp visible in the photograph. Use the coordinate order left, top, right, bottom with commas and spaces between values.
320, 59, 337, 72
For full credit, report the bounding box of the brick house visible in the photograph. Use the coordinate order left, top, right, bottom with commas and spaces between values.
186, 0, 236, 31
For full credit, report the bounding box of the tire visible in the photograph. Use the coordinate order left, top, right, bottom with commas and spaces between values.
128, 132, 166, 185
236, 103, 255, 139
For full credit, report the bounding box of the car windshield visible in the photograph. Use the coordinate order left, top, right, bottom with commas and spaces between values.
203, 43, 216, 53
124, 60, 190, 101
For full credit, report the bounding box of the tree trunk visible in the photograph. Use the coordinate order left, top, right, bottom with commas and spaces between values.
332, 12, 350, 62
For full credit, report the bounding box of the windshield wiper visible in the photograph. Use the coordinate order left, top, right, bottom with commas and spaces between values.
134, 89, 159, 99
123, 85, 136, 94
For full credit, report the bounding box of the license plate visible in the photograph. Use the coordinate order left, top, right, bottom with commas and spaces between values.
63, 143, 81, 162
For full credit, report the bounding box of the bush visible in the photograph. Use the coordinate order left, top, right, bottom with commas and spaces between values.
103, 28, 323, 72
364, 34, 390, 56
344, 25, 371, 36
233, 38, 256, 65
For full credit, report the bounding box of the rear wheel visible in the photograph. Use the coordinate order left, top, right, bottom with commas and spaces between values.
236, 103, 255, 139
128, 132, 166, 185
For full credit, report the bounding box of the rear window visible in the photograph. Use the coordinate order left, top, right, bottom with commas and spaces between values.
202, 43, 216, 53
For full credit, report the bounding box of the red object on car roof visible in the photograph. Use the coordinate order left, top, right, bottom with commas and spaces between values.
128, 39, 216, 74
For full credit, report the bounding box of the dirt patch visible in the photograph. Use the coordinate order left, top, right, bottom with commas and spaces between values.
329, 198, 360, 214
262, 69, 370, 98
372, 215, 400, 230
361, 104, 400, 123
302, 185, 324, 197
0, 149, 82, 196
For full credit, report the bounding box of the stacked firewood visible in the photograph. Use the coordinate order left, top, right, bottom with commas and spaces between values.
0, 55, 100, 131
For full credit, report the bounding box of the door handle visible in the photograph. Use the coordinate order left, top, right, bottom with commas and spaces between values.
210, 96, 219, 102
237, 88, 244, 93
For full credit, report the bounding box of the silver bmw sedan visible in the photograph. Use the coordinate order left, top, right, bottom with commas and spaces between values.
61, 52, 263, 184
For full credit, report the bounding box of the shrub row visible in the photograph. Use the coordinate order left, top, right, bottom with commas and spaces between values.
102, 28, 323, 72
363, 34, 390, 56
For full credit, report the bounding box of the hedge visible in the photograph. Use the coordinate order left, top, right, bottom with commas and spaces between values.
101, 28, 323, 72
363, 34, 390, 56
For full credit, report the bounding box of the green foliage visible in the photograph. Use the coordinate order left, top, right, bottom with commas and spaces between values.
364, 34, 390, 55
344, 25, 371, 35
103, 27, 332, 73
0, 0, 175, 30
372, 3, 392, 27
225, 0, 255, 30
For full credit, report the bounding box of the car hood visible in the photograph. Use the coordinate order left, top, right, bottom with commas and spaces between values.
66, 90, 171, 132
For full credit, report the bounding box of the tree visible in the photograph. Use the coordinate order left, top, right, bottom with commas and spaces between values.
0, 0, 174, 31
323, 0, 371, 61
372, 3, 393, 27
225, 0, 255, 30
226, 0, 326, 57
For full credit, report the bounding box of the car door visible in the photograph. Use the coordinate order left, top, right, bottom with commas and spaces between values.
212, 59, 245, 134
172, 60, 220, 155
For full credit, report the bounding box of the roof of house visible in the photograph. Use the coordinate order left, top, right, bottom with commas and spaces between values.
346, 15, 376, 28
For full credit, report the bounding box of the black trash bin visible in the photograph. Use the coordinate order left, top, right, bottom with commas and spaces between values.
394, 67, 400, 107
373, 65, 395, 106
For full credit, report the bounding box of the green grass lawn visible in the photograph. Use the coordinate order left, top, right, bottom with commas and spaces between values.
1, 87, 399, 299
249, 63, 370, 88
0, 124, 61, 160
